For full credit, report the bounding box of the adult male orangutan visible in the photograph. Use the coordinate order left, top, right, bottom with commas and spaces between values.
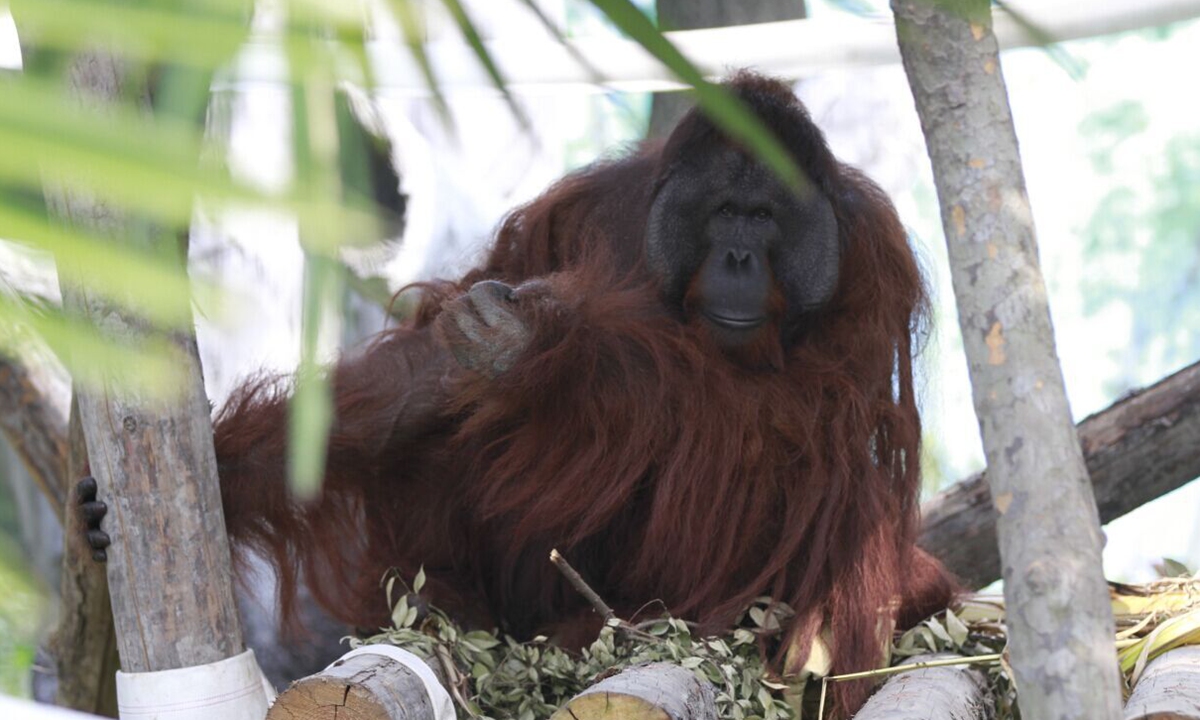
82, 71, 956, 712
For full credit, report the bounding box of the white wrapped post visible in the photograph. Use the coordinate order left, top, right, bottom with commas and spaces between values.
115, 649, 273, 720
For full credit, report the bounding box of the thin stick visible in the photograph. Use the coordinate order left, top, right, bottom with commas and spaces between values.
550, 548, 617, 624
825, 653, 1002, 683
816, 654, 1002, 720
435, 644, 481, 718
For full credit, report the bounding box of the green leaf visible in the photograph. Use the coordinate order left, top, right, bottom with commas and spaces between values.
946, 609, 970, 647
391, 595, 410, 628
0, 207, 225, 329
514, 0, 607, 85
439, 0, 531, 132
12, 0, 250, 70
414, 566, 427, 593
0, 293, 184, 395
927, 617, 953, 645
385, 0, 455, 132
748, 607, 766, 627
287, 254, 342, 499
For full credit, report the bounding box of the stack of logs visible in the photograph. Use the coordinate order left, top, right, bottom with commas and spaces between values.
266, 645, 1200, 720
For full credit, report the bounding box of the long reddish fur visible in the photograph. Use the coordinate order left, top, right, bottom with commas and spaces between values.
213, 73, 956, 713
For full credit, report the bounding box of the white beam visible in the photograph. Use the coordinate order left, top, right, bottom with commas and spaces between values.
221, 0, 1200, 95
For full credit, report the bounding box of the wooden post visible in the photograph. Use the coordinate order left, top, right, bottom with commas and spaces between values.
1124, 646, 1200, 720
849, 654, 992, 720
551, 663, 716, 720
50, 50, 246, 675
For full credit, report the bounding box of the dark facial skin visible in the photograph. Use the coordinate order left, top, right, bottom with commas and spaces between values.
646, 144, 840, 349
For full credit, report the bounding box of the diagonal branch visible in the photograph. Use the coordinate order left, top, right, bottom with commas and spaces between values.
921, 359, 1200, 588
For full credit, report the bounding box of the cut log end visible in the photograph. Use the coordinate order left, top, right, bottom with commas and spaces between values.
551, 693, 672, 720
268, 654, 438, 720
551, 663, 716, 720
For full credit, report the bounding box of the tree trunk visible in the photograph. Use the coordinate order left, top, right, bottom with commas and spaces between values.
891, 1, 1123, 718
647, 0, 805, 138
921, 359, 1200, 588
50, 50, 245, 674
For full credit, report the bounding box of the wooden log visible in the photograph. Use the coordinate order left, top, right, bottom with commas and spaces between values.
921, 359, 1200, 589
268, 648, 451, 720
550, 663, 716, 720
1124, 646, 1200, 720
850, 654, 992, 720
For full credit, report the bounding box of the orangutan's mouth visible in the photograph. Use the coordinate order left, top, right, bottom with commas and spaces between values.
701, 310, 767, 330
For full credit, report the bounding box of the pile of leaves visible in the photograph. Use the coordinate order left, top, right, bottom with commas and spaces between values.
357, 569, 806, 720
357, 570, 1200, 720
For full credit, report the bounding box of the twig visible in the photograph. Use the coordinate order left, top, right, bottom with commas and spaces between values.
550, 548, 617, 624
826, 653, 1002, 684
435, 643, 480, 718
549, 549, 661, 643
816, 653, 1003, 720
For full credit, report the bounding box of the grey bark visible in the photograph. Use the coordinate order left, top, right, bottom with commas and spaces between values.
850, 654, 992, 720
647, 0, 805, 138
267, 651, 446, 720
0, 351, 69, 519
0, 441, 63, 589
551, 663, 716, 720
922, 359, 1200, 588
891, 1, 1123, 718
1124, 646, 1200, 720
50, 51, 244, 673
